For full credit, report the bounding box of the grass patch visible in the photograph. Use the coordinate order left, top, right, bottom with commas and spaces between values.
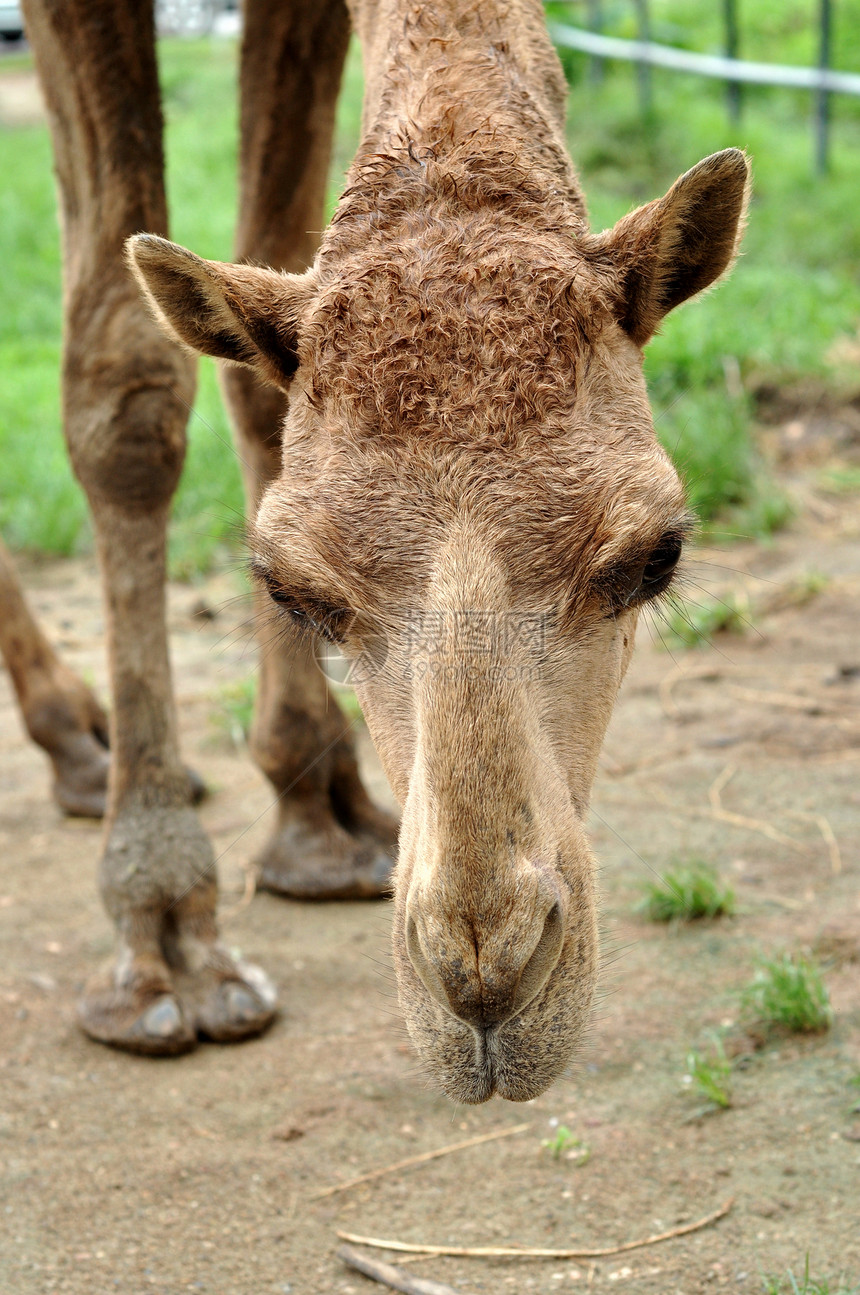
818, 465, 860, 495
541, 1124, 591, 1165
637, 861, 736, 922
783, 569, 831, 606
741, 952, 833, 1035
661, 590, 751, 649
762, 1258, 860, 1295
683, 1033, 733, 1113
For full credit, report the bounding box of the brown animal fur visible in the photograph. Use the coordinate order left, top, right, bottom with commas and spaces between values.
139, 0, 749, 1095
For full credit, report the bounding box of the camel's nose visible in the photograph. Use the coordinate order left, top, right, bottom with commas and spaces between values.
405, 876, 564, 1029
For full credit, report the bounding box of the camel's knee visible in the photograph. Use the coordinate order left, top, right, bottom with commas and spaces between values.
62, 291, 196, 511
67, 377, 194, 512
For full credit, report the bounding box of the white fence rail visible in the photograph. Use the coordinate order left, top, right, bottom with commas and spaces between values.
549, 0, 855, 172
549, 23, 860, 96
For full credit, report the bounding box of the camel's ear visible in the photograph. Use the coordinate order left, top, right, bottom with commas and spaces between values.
584, 149, 750, 347
126, 234, 316, 391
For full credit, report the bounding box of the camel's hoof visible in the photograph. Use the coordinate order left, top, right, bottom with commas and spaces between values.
51, 733, 111, 819
195, 972, 277, 1042
54, 779, 108, 819
78, 982, 197, 1056
257, 820, 396, 900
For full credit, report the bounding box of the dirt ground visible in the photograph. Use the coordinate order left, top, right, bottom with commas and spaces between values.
1, 473, 859, 1295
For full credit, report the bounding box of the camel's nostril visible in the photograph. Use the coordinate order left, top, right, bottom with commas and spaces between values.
509, 899, 564, 1017
405, 888, 565, 1030
405, 911, 480, 1023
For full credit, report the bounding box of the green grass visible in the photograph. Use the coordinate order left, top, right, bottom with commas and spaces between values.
637, 861, 736, 921
541, 1124, 591, 1165
662, 589, 751, 648
333, 688, 366, 725
684, 1033, 733, 1112
741, 952, 833, 1035
818, 465, 860, 495
0, 37, 364, 576
551, 0, 860, 532
785, 569, 831, 602
762, 1257, 860, 1295
3, 8, 860, 571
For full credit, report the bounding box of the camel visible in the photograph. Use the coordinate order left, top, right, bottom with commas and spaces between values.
18, 0, 748, 1099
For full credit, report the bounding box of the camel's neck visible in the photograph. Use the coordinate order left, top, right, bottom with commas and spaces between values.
343, 0, 585, 224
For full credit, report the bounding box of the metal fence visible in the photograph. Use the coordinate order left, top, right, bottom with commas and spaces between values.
549, 1, 860, 172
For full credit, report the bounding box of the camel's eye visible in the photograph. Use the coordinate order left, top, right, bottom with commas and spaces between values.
598, 530, 684, 614
641, 533, 683, 591
270, 589, 350, 643
251, 563, 351, 643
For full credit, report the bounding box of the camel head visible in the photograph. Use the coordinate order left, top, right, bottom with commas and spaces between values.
128, 146, 748, 1102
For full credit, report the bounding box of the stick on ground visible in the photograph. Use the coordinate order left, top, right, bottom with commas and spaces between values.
338, 1244, 461, 1295
788, 809, 842, 874
337, 1196, 734, 1259
312, 1122, 530, 1200
708, 764, 804, 850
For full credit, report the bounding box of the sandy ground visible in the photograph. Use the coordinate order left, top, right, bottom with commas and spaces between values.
1, 483, 859, 1295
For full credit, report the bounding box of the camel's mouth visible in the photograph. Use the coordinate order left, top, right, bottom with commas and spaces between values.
449, 1020, 563, 1104
435, 1021, 506, 1106
404, 997, 588, 1105
394, 927, 596, 1105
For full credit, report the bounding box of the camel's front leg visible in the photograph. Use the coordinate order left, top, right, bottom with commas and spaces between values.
219, 0, 398, 900
22, 0, 275, 1052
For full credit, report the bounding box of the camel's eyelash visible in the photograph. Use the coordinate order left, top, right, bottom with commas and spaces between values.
273, 594, 351, 644
249, 560, 351, 643
596, 529, 687, 615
